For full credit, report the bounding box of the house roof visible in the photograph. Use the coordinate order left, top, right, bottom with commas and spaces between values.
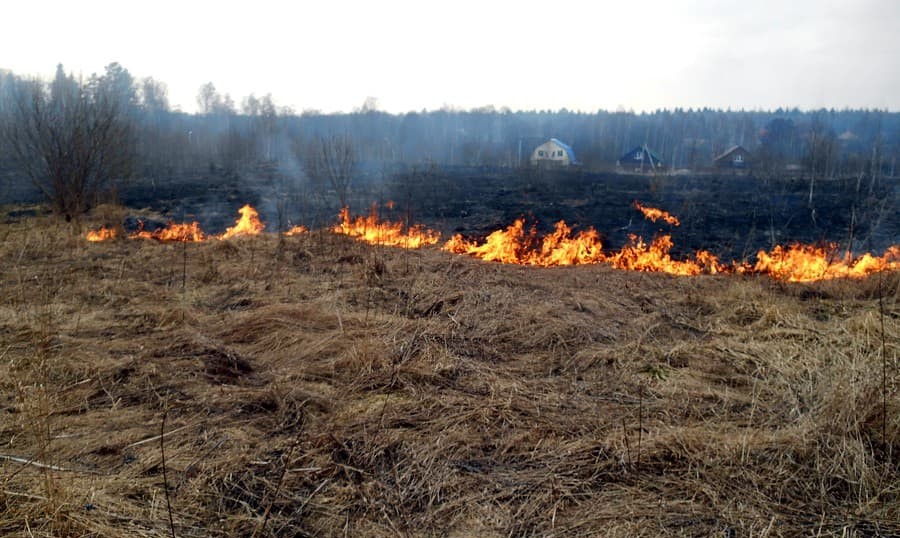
713, 145, 748, 162
548, 138, 577, 162
621, 145, 663, 164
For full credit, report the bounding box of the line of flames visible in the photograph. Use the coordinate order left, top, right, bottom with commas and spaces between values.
331, 205, 441, 248
88, 204, 268, 243
444, 220, 900, 281
86, 203, 900, 282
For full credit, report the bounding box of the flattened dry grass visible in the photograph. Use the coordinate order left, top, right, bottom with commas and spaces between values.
1, 208, 898, 537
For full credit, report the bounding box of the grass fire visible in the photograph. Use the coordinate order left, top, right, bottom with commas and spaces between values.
86, 203, 900, 283
3, 204, 898, 538
332, 205, 441, 248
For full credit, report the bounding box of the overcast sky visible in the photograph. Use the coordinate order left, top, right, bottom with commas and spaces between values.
2, 0, 898, 114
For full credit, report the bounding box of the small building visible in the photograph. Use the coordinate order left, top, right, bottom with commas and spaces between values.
619, 145, 664, 172
713, 145, 751, 169
530, 138, 577, 167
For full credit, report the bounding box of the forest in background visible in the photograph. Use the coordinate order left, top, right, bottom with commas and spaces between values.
0, 63, 898, 219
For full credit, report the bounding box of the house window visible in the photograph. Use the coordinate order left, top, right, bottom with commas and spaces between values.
558, 150, 564, 157
734, 154, 744, 163
634, 151, 643, 160
538, 150, 545, 157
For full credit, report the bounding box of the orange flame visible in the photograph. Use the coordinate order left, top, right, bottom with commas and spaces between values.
82, 202, 899, 283
333, 205, 440, 248
445, 222, 722, 275
443, 219, 604, 266
86, 227, 116, 242
447, 218, 899, 281
532, 221, 606, 266
634, 201, 680, 226
754, 244, 900, 282
443, 220, 529, 264
219, 204, 265, 239
284, 225, 308, 236
98, 205, 265, 242
606, 234, 722, 275
129, 221, 206, 242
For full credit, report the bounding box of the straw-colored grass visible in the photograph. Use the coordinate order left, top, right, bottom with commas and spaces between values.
1, 207, 898, 537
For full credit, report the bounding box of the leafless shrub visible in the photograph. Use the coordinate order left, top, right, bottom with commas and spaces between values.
0, 65, 134, 219
300, 134, 357, 209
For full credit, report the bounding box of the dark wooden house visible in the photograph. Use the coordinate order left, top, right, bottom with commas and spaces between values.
618, 145, 664, 172
713, 145, 751, 170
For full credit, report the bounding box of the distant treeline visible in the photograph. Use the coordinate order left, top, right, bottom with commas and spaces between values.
1, 63, 898, 214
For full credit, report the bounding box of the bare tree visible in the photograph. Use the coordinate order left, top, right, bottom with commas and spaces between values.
302, 134, 357, 208
140, 77, 169, 112
0, 70, 13, 162
197, 82, 236, 116
803, 113, 836, 206
196, 82, 220, 115
0, 64, 135, 218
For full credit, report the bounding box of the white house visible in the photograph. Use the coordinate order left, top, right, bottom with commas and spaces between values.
530, 138, 577, 167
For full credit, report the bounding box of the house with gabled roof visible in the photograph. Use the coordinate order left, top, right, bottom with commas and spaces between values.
713, 145, 751, 170
530, 138, 577, 167
618, 145, 663, 172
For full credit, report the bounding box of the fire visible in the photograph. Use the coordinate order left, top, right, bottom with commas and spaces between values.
81, 201, 900, 283
443, 219, 604, 266
84, 205, 267, 242
754, 244, 900, 282
533, 221, 606, 266
443, 220, 529, 264
443, 199, 897, 279
443, 211, 899, 280
606, 234, 722, 275
284, 225, 308, 236
444, 223, 723, 275
130, 221, 205, 242
219, 204, 265, 239
633, 201, 680, 226
332, 205, 440, 248
86, 227, 116, 242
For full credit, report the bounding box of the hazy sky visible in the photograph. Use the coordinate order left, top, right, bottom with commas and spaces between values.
2, 0, 898, 113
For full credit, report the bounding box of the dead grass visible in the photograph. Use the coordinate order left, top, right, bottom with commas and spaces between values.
1, 207, 898, 537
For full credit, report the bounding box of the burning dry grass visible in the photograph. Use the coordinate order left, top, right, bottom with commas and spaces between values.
442, 204, 898, 280
1, 207, 899, 537
87, 203, 899, 283
332, 205, 441, 249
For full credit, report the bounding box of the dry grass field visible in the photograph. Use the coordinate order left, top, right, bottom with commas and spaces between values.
1, 206, 898, 537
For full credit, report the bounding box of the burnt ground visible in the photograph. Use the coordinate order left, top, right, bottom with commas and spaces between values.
3, 165, 898, 261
